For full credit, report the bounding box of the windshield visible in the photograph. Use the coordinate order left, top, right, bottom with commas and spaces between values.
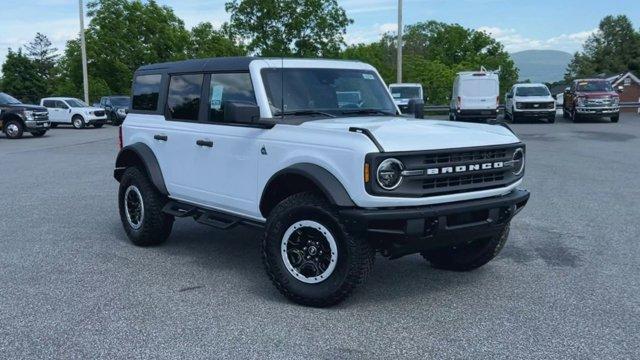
66, 98, 88, 108
462, 78, 498, 97
111, 97, 130, 106
576, 81, 613, 92
516, 86, 550, 96
0, 92, 21, 105
390, 86, 421, 99
261, 68, 396, 118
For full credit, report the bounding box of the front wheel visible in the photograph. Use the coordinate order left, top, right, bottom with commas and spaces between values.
31, 130, 47, 137
262, 192, 375, 307
118, 167, 174, 246
4, 119, 24, 139
94, 123, 104, 128
611, 115, 619, 123
72, 116, 85, 129
421, 224, 510, 272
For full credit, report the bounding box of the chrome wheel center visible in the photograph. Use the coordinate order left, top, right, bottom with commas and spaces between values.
281, 220, 338, 284
124, 185, 144, 230
6, 124, 19, 137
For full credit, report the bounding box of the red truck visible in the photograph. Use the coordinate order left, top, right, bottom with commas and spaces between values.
563, 79, 620, 123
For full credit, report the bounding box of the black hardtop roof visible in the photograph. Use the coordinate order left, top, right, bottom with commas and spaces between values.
135, 56, 363, 74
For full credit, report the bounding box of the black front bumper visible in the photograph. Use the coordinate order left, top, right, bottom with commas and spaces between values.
340, 189, 529, 257
515, 110, 556, 118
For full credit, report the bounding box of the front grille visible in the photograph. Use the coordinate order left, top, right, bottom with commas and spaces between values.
366, 144, 524, 198
520, 102, 554, 109
584, 98, 612, 107
94, 110, 105, 117
33, 112, 49, 121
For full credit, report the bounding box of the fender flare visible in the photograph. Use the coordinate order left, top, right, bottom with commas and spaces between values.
114, 143, 168, 195
261, 163, 355, 209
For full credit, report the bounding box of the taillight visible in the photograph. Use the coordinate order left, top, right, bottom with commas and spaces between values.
456, 96, 461, 109
118, 126, 123, 150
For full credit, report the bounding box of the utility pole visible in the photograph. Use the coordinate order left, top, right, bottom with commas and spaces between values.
396, 0, 403, 84
79, 0, 89, 104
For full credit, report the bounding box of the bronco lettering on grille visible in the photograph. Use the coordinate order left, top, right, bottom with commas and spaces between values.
426, 161, 506, 175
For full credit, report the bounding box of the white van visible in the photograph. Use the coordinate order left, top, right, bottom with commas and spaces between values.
389, 83, 423, 113
450, 71, 499, 122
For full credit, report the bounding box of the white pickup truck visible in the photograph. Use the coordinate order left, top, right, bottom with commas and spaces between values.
40, 97, 108, 129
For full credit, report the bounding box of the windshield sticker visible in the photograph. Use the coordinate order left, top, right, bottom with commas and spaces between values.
362, 73, 375, 80
392, 93, 401, 98
211, 85, 223, 110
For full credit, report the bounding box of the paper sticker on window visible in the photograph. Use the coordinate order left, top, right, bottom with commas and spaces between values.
362, 73, 375, 80
392, 92, 401, 98
211, 85, 224, 110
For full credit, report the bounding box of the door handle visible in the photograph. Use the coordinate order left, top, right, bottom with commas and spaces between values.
154, 134, 168, 141
196, 139, 213, 147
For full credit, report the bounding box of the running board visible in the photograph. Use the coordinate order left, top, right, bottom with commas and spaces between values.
162, 200, 264, 230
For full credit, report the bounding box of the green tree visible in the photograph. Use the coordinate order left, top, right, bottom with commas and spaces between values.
0, 49, 44, 103
25, 33, 59, 99
225, 0, 352, 57
565, 15, 640, 80
188, 22, 245, 58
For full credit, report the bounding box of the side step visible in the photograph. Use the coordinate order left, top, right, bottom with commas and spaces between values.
162, 200, 264, 230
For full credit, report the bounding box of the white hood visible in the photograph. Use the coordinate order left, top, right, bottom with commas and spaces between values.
514, 95, 554, 102
300, 117, 519, 152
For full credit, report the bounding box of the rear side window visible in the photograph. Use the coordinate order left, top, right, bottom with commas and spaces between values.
132, 74, 162, 111
167, 74, 204, 121
208, 73, 255, 122
42, 100, 55, 107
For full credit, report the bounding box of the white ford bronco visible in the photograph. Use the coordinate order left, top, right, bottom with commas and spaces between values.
114, 57, 529, 307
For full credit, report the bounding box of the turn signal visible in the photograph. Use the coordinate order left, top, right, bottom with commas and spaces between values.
364, 163, 370, 183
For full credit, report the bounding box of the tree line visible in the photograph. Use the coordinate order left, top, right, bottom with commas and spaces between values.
0, 0, 635, 105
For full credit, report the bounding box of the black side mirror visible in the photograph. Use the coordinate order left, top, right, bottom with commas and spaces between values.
564, 87, 571, 94
551, 94, 557, 100
223, 101, 261, 124
506, 93, 513, 99
407, 99, 425, 119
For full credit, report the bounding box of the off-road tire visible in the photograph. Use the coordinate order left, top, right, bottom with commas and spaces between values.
31, 130, 46, 137
72, 115, 85, 129
4, 119, 24, 139
548, 116, 556, 124
118, 167, 173, 246
511, 112, 518, 124
562, 108, 569, 119
504, 109, 511, 121
611, 115, 619, 123
421, 224, 510, 272
262, 192, 375, 307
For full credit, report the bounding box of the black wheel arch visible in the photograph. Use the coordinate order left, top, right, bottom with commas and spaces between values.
1, 113, 25, 129
260, 163, 355, 218
114, 143, 168, 195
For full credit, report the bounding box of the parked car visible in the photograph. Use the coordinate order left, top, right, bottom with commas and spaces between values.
0, 92, 50, 139
504, 83, 556, 123
389, 83, 423, 114
562, 79, 620, 122
114, 57, 529, 307
40, 97, 108, 129
450, 71, 500, 122
99, 96, 130, 125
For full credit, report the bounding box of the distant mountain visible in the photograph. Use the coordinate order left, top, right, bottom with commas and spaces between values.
511, 50, 573, 83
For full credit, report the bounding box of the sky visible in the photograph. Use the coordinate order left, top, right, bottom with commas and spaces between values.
0, 0, 639, 67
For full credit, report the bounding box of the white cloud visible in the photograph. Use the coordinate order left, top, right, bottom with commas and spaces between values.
477, 26, 597, 53
345, 22, 398, 45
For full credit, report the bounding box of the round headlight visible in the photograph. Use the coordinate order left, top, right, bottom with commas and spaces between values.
376, 158, 404, 190
512, 148, 525, 175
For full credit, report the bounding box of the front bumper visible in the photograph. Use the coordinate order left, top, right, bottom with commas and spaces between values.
24, 120, 51, 131
514, 109, 556, 118
86, 116, 107, 124
340, 189, 529, 257
576, 107, 619, 116
456, 109, 498, 119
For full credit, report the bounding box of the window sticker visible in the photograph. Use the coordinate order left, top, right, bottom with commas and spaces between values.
211, 85, 224, 110
362, 73, 375, 80
392, 93, 401, 98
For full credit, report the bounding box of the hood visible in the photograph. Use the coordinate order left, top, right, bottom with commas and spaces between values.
514, 95, 554, 102
3, 103, 47, 112
300, 116, 519, 152
575, 91, 618, 99
76, 106, 104, 112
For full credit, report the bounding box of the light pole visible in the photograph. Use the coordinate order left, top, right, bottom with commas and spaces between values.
396, 0, 403, 84
79, 0, 89, 104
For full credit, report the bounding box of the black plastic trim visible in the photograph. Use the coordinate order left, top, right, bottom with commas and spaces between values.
114, 143, 168, 195
349, 127, 385, 152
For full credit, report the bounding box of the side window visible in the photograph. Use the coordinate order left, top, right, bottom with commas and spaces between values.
56, 101, 68, 109
132, 74, 162, 111
167, 74, 204, 121
42, 100, 55, 108
208, 73, 255, 123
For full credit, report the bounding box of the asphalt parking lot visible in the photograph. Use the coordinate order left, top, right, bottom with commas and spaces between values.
1, 113, 639, 359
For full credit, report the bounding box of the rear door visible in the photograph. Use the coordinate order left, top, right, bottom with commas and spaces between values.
460, 77, 498, 110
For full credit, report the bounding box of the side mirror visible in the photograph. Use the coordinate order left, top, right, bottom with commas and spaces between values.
506, 93, 513, 99
551, 94, 557, 100
223, 101, 261, 124
617, 85, 624, 93
564, 87, 571, 93
407, 99, 424, 119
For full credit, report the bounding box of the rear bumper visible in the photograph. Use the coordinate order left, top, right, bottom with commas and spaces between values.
456, 109, 498, 119
340, 189, 529, 256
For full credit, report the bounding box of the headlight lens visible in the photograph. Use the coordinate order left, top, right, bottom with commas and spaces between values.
612, 97, 619, 106
376, 158, 404, 190
117, 108, 127, 116
576, 97, 586, 107
515, 102, 523, 109
24, 110, 35, 120
512, 148, 525, 176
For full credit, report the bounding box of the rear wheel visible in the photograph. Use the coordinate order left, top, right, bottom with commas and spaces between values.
72, 115, 85, 129
31, 130, 46, 137
4, 119, 24, 139
511, 112, 518, 124
262, 192, 375, 307
118, 167, 174, 246
421, 224, 510, 272
94, 123, 103, 128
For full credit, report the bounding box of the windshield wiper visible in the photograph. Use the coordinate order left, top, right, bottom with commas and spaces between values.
340, 109, 396, 116
275, 110, 336, 118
